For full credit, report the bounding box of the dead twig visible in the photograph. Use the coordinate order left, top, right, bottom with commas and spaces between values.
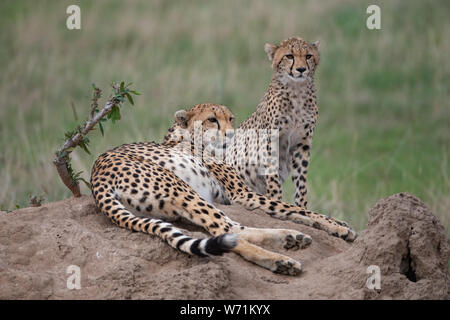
29, 195, 45, 207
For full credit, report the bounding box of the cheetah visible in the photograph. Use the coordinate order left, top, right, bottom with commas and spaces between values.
91, 103, 357, 275
225, 37, 320, 209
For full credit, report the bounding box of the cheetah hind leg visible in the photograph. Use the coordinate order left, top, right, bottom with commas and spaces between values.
233, 238, 302, 275
168, 196, 303, 275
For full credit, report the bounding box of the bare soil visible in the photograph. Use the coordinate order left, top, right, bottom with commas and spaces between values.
0, 192, 448, 299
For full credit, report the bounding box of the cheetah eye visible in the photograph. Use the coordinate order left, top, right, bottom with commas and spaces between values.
208, 117, 218, 123
285, 54, 294, 59
229, 117, 235, 122
306, 54, 312, 60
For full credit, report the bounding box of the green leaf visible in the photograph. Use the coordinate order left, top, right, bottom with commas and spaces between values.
110, 106, 116, 118
120, 81, 125, 92
79, 178, 91, 190
79, 141, 91, 155
126, 93, 134, 105
110, 105, 121, 124
64, 130, 76, 139
99, 122, 104, 136
73, 170, 83, 180
129, 90, 141, 95
70, 101, 78, 121
115, 110, 122, 123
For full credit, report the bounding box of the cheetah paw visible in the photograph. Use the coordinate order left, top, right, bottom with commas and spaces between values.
331, 227, 358, 242
273, 259, 302, 276
284, 233, 312, 250
342, 228, 358, 242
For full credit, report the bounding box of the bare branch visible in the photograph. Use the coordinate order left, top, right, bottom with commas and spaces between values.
53, 158, 82, 197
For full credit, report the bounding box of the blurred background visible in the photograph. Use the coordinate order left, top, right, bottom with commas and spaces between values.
0, 0, 449, 232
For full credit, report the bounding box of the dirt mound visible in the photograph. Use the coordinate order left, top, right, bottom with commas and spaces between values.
298, 192, 450, 299
0, 192, 448, 299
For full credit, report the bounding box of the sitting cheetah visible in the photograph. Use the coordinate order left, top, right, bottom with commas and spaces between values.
225, 37, 320, 208
91, 103, 356, 275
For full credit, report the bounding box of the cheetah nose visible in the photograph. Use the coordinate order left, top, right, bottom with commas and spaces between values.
296, 67, 306, 74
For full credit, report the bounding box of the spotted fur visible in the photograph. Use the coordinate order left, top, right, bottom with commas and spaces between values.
91, 103, 357, 275
226, 37, 320, 208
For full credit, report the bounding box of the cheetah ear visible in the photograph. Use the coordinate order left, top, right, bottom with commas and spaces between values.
264, 43, 277, 62
312, 40, 320, 51
174, 109, 189, 128
311, 41, 320, 65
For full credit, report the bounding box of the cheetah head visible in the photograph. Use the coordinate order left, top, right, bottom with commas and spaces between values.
164, 103, 235, 151
265, 37, 320, 84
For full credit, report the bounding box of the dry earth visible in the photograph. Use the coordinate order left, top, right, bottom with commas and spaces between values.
0, 192, 448, 299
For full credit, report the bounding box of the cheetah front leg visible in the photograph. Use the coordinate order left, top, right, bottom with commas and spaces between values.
262, 135, 283, 201
236, 193, 358, 242
291, 140, 311, 208
264, 173, 283, 201
205, 162, 358, 241
206, 162, 357, 242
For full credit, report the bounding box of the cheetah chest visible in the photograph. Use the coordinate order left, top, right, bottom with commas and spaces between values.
165, 149, 227, 204
278, 97, 315, 181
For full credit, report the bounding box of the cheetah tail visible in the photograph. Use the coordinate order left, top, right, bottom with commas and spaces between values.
94, 191, 237, 257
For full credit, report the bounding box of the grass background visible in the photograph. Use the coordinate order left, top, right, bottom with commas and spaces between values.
0, 0, 449, 233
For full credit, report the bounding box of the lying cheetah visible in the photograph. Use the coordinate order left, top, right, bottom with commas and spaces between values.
226, 37, 320, 208
91, 104, 356, 275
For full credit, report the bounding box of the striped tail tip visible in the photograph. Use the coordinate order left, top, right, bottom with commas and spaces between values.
204, 234, 238, 256
217, 233, 238, 251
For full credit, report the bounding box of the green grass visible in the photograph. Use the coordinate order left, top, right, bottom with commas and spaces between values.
0, 0, 449, 233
